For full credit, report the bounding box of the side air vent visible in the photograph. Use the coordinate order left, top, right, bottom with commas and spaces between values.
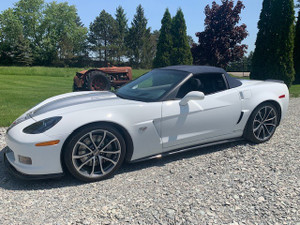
237, 112, 244, 124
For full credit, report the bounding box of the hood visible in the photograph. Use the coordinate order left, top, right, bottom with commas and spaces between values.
8, 91, 139, 131
30, 91, 129, 118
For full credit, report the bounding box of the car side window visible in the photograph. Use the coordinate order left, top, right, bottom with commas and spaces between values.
176, 73, 227, 98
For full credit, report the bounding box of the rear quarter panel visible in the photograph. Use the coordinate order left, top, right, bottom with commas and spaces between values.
235, 80, 289, 132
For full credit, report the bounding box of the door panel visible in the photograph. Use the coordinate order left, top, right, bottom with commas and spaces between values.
161, 89, 241, 149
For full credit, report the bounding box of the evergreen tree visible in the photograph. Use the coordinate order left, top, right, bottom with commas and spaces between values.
115, 6, 128, 64
170, 9, 192, 65
14, 34, 33, 66
89, 10, 117, 65
294, 10, 300, 84
71, 14, 90, 67
250, 0, 295, 87
153, 8, 173, 68
142, 30, 159, 68
126, 5, 151, 68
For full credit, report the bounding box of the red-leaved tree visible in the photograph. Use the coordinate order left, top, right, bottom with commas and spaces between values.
191, 0, 248, 68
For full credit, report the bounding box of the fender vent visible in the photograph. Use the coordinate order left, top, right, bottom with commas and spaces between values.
237, 112, 244, 124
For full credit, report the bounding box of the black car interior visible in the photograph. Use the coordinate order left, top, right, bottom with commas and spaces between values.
176, 73, 228, 98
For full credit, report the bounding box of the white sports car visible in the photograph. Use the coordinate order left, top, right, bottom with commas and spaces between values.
4, 65, 289, 182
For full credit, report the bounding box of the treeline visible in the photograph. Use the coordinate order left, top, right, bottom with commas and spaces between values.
226, 52, 253, 72
0, 0, 247, 70
0, 0, 88, 67
89, 5, 160, 69
1, 0, 298, 86
0, 0, 160, 68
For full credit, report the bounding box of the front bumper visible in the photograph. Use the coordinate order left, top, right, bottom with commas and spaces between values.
4, 148, 64, 180
5, 124, 66, 177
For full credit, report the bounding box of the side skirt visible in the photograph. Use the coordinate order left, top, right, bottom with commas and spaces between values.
130, 138, 244, 163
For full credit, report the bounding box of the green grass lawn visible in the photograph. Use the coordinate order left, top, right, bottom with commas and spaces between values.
0, 66, 298, 127
289, 84, 300, 98
0, 66, 84, 77
0, 75, 73, 126
0, 67, 148, 126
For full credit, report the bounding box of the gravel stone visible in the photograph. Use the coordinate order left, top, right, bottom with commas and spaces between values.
0, 98, 300, 224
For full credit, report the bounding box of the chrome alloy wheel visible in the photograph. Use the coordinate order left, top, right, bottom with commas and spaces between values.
72, 129, 121, 178
252, 106, 277, 141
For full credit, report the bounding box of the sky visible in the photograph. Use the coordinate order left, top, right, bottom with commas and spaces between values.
0, 0, 298, 54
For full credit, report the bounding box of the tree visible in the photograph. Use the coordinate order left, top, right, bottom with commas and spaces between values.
14, 34, 33, 66
226, 51, 253, 72
0, 8, 23, 65
191, 0, 248, 68
170, 9, 193, 65
143, 30, 160, 68
14, 0, 44, 41
126, 4, 151, 68
89, 10, 117, 65
14, 0, 44, 64
153, 8, 173, 68
70, 13, 90, 67
187, 35, 194, 48
294, 10, 300, 84
115, 6, 128, 64
0, 0, 88, 67
250, 0, 295, 87
40, 2, 88, 66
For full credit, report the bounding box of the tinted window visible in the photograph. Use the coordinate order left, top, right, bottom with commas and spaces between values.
117, 69, 189, 102
176, 73, 227, 98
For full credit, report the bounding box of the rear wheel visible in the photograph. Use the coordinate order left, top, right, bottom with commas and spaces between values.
64, 124, 126, 182
244, 103, 279, 143
87, 71, 111, 91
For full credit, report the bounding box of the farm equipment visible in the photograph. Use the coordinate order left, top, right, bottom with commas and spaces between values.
73, 66, 132, 91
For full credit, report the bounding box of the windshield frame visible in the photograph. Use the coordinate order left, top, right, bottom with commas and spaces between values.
116, 69, 191, 102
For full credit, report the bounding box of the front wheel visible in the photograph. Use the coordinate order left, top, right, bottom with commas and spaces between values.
63, 124, 126, 182
244, 103, 279, 143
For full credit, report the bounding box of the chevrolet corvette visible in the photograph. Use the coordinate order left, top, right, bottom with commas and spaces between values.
4, 65, 289, 182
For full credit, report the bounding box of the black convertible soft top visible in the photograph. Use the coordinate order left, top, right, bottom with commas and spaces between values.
160, 65, 242, 89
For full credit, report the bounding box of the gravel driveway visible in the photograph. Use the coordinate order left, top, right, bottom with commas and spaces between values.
0, 98, 299, 225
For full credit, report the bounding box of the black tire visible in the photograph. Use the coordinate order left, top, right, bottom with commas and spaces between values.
87, 71, 111, 91
243, 102, 279, 143
63, 124, 126, 182
72, 83, 79, 92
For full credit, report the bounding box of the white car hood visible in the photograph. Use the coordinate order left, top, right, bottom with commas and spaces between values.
29, 91, 135, 118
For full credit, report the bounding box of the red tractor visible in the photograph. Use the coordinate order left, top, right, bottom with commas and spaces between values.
73, 66, 132, 91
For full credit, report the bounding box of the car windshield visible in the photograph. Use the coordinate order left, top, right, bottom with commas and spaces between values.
116, 69, 189, 102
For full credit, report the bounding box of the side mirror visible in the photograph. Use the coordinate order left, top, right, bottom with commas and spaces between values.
179, 91, 205, 106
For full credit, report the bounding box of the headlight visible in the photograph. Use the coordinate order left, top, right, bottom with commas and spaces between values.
23, 117, 62, 134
